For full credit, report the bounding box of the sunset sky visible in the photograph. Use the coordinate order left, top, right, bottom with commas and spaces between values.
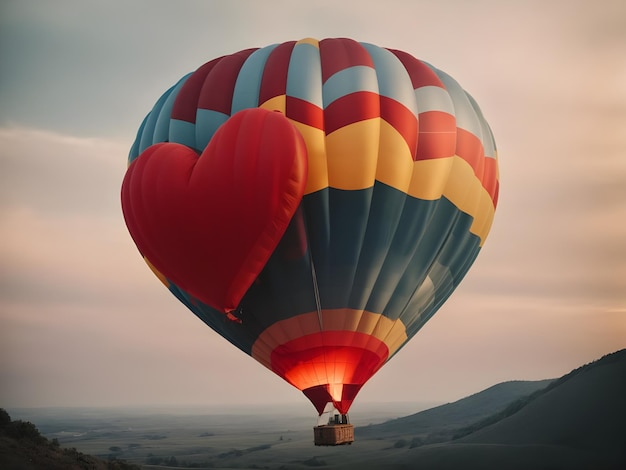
1, 0, 625, 412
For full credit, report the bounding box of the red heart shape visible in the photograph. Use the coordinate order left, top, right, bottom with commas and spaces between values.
122, 108, 308, 312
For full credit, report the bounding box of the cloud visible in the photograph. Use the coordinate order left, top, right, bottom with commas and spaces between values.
0, 127, 126, 216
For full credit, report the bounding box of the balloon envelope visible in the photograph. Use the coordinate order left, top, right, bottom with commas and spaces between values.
122, 38, 499, 415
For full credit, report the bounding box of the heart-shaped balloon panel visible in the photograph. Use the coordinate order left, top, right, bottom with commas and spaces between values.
122, 38, 499, 415
122, 108, 308, 313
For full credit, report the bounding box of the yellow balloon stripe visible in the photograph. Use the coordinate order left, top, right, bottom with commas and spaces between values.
296, 37, 320, 48
473, 189, 497, 244
442, 157, 495, 245
408, 157, 454, 200
325, 119, 380, 189
259, 95, 286, 114
375, 119, 414, 191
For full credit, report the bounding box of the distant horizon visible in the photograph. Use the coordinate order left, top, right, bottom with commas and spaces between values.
5, 345, 621, 411
9, 345, 624, 413
5, 374, 565, 413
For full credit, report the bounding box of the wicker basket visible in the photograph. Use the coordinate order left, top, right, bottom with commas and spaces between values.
313, 423, 354, 446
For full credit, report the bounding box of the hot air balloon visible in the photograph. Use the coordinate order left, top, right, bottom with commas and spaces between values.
121, 38, 499, 445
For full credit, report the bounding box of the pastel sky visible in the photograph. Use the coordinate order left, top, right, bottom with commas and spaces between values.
1, 0, 625, 411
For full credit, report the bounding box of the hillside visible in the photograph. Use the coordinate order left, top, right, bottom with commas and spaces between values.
0, 409, 140, 470
357, 349, 626, 470
458, 349, 626, 460
357, 379, 553, 440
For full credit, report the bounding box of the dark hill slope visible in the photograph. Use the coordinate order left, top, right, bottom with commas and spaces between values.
357, 379, 553, 439
0, 409, 139, 470
349, 349, 626, 470
458, 349, 626, 462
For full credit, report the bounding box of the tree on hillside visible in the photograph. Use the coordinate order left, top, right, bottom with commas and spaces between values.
0, 408, 11, 426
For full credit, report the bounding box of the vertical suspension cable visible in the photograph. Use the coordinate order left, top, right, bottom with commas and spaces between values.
309, 248, 323, 330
